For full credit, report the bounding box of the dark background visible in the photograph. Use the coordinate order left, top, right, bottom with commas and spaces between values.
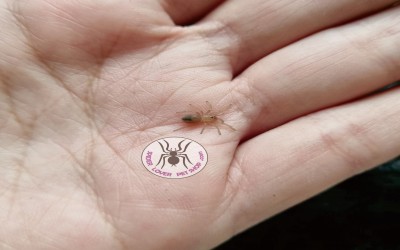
216, 157, 400, 250
217, 82, 400, 250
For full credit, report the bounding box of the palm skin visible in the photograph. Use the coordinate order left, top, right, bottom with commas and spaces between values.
1, 1, 400, 249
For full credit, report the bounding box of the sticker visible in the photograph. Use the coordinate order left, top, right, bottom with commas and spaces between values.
141, 137, 208, 179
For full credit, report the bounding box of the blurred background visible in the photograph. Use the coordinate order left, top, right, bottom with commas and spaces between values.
217, 82, 400, 250
216, 157, 400, 250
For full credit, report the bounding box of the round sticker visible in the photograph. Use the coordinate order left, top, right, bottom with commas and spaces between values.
141, 137, 208, 179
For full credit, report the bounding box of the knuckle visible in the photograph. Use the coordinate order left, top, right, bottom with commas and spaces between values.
309, 113, 379, 174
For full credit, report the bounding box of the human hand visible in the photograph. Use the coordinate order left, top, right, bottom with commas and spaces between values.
1, 0, 399, 249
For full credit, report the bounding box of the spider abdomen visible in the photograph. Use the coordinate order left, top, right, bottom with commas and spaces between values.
168, 157, 179, 165
182, 114, 202, 122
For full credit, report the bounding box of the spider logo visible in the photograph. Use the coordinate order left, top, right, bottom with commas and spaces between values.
156, 139, 193, 169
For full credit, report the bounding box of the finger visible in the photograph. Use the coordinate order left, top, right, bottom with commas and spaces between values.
238, 6, 400, 136
224, 86, 400, 235
160, 0, 224, 25
201, 0, 396, 74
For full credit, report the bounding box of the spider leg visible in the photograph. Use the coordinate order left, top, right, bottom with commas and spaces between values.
224, 123, 236, 131
212, 103, 233, 116
179, 153, 193, 165
189, 104, 203, 113
157, 141, 168, 153
176, 111, 192, 115
219, 118, 236, 131
177, 139, 185, 152
173, 126, 184, 132
179, 156, 189, 169
178, 140, 192, 153
177, 139, 192, 152
161, 155, 169, 169
200, 123, 207, 134
205, 101, 212, 113
163, 140, 171, 151
160, 156, 169, 169
214, 125, 222, 135
156, 154, 168, 167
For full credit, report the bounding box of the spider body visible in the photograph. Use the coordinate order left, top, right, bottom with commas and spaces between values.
181, 114, 215, 123
156, 139, 192, 169
176, 101, 235, 135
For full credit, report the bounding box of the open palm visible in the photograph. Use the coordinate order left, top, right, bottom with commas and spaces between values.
1, 1, 399, 249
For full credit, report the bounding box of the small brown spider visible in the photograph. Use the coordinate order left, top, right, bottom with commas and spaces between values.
175, 101, 236, 135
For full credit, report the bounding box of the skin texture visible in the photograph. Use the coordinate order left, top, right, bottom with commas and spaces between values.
0, 0, 399, 249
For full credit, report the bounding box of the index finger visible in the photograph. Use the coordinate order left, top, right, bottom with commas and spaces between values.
201, 0, 396, 74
